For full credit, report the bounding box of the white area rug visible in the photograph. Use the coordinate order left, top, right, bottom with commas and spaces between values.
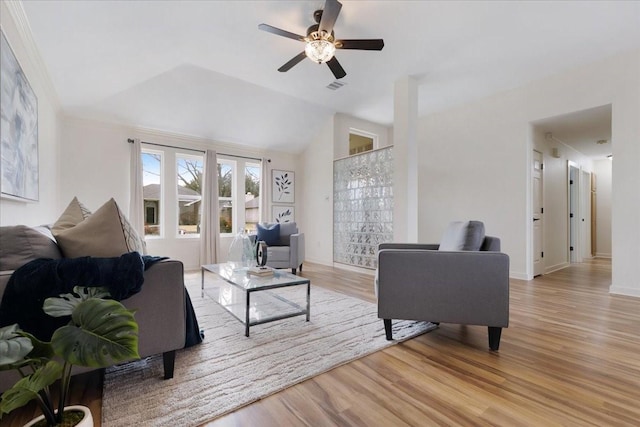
101, 273, 436, 427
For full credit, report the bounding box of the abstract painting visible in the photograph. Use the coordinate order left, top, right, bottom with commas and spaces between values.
1, 30, 38, 201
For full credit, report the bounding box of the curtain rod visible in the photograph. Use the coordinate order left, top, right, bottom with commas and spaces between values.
127, 138, 269, 162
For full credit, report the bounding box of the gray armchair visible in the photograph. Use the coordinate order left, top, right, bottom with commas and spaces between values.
377, 228, 509, 351
255, 222, 305, 274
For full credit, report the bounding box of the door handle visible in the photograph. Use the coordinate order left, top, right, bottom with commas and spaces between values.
533, 218, 540, 222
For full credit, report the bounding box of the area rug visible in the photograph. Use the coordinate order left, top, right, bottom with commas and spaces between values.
101, 273, 436, 427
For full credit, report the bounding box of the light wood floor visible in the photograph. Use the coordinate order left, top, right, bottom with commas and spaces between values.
5, 258, 640, 426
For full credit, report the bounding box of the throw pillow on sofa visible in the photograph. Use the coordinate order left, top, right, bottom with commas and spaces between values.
0, 225, 63, 271
55, 198, 147, 258
438, 220, 485, 251
50, 196, 92, 234
257, 223, 280, 246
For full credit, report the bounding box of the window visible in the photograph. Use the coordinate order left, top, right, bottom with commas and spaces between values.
176, 154, 204, 236
244, 163, 260, 232
349, 129, 377, 155
142, 150, 163, 236
218, 160, 234, 234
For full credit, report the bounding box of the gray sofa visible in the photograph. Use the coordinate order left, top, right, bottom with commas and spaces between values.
377, 225, 509, 351
0, 225, 186, 393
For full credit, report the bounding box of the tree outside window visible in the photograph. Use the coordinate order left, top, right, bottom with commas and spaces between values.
218, 161, 233, 234
177, 155, 203, 236
142, 151, 162, 236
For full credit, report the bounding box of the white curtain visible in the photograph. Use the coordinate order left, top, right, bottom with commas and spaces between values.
200, 149, 220, 264
129, 138, 144, 235
260, 157, 270, 223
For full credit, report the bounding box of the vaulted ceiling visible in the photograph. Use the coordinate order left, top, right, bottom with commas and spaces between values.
19, 1, 640, 154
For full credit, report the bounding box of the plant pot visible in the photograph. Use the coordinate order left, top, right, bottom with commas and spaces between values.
23, 405, 93, 427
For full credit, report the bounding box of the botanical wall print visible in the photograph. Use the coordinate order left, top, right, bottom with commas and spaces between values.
272, 169, 294, 203
273, 205, 294, 223
0, 30, 39, 201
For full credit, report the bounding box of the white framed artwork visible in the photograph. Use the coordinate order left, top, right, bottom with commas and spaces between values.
1, 30, 39, 202
272, 205, 294, 223
272, 169, 294, 203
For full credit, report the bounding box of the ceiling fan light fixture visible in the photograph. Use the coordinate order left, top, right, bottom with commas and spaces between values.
305, 32, 335, 64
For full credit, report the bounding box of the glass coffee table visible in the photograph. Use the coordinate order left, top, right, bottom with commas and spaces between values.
201, 263, 311, 337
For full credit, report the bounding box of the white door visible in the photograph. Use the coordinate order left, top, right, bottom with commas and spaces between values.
580, 170, 592, 260
532, 150, 544, 277
569, 164, 579, 263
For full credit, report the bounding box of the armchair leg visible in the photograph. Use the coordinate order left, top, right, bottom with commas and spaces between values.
384, 319, 393, 340
299, 263, 303, 272
488, 327, 502, 351
292, 268, 297, 275
163, 350, 176, 379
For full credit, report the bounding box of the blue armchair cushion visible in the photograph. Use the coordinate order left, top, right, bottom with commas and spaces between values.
439, 221, 485, 251
257, 223, 280, 246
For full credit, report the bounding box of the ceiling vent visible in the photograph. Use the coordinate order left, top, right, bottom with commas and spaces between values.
327, 81, 345, 90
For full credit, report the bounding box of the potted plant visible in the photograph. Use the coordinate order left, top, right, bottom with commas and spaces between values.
0, 287, 139, 426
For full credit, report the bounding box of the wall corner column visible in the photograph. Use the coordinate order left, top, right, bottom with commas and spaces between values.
393, 76, 418, 242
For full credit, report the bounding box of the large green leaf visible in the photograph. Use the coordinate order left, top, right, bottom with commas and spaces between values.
0, 325, 32, 367
51, 299, 139, 368
43, 286, 111, 318
0, 360, 62, 416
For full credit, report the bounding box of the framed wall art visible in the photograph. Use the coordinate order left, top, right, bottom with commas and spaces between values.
1, 29, 39, 202
272, 169, 294, 203
272, 205, 294, 223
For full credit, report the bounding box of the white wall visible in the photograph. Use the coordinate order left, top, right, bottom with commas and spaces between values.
532, 128, 594, 273
417, 48, 640, 293
593, 159, 612, 258
300, 113, 393, 266
0, 2, 62, 226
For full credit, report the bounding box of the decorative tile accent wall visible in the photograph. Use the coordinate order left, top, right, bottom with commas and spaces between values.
333, 147, 393, 269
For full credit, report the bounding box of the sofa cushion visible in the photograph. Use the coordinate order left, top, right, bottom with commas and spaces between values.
439, 221, 485, 251
0, 225, 63, 271
55, 198, 146, 258
257, 223, 280, 246
51, 197, 92, 234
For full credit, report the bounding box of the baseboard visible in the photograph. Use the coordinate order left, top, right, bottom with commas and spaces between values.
595, 253, 612, 259
545, 262, 570, 275
509, 272, 530, 280
609, 286, 640, 298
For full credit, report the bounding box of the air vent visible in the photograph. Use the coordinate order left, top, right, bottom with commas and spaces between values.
327, 81, 345, 90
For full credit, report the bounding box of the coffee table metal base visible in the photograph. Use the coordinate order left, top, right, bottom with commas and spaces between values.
201, 265, 311, 337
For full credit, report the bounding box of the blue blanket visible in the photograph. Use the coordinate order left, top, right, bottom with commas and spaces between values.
0, 252, 201, 347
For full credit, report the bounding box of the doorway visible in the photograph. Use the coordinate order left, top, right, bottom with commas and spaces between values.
532, 150, 544, 276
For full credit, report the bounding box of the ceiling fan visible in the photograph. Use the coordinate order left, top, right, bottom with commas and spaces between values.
258, 0, 384, 80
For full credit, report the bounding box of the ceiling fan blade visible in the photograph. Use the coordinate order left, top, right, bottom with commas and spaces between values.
326, 57, 346, 79
278, 52, 307, 72
319, 0, 342, 35
336, 39, 385, 50
258, 24, 305, 42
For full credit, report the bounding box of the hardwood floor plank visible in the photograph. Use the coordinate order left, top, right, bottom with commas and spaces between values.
4, 258, 640, 427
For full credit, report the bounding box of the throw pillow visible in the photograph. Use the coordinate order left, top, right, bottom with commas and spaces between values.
51, 197, 92, 234
55, 198, 147, 258
438, 220, 485, 251
0, 225, 63, 271
257, 223, 280, 246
